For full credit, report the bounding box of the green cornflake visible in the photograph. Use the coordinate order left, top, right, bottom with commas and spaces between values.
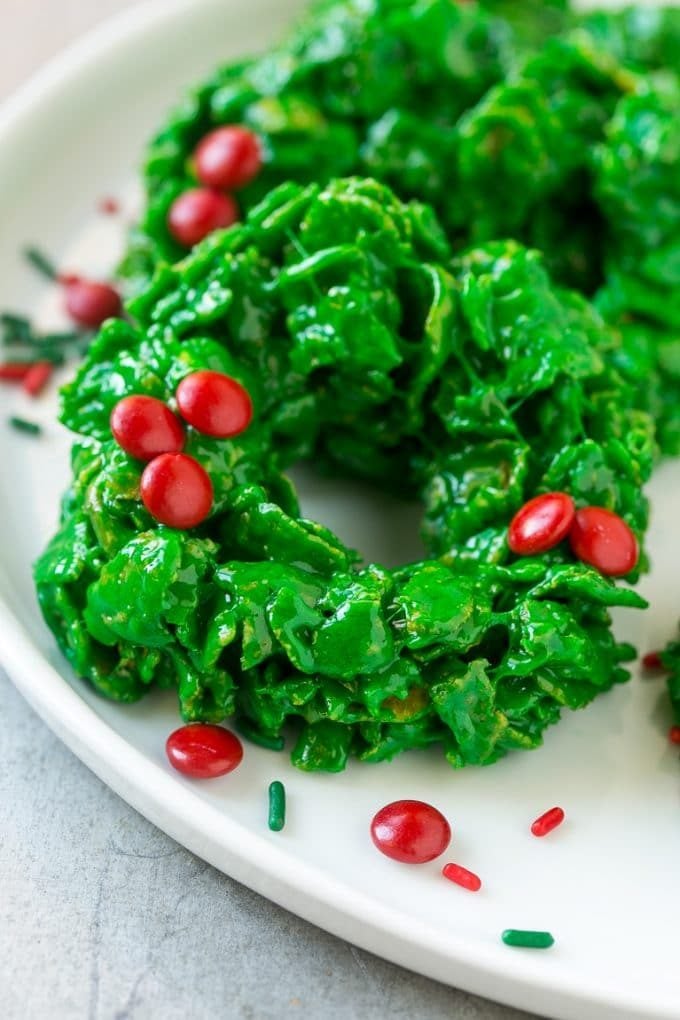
236, 719, 286, 752
268, 781, 286, 832
502, 930, 555, 950
9, 417, 42, 437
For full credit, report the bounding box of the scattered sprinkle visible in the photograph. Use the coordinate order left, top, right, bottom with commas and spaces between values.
22, 361, 53, 397
9, 416, 42, 436
268, 780, 286, 832
1, 313, 88, 365
24, 245, 59, 282
531, 806, 565, 838
0, 363, 32, 381
669, 726, 680, 745
98, 196, 120, 215
442, 862, 482, 892
235, 718, 285, 751
642, 651, 664, 671
502, 929, 554, 950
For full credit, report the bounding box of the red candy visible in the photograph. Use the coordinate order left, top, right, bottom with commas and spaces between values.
111, 395, 185, 461
166, 723, 243, 778
370, 800, 451, 864
0, 363, 32, 382
140, 453, 213, 529
442, 862, 482, 892
22, 361, 53, 397
642, 651, 664, 671
64, 278, 122, 329
168, 188, 238, 247
669, 727, 680, 746
569, 506, 638, 577
176, 370, 253, 438
508, 493, 575, 556
194, 126, 262, 191
531, 806, 565, 838
98, 196, 119, 215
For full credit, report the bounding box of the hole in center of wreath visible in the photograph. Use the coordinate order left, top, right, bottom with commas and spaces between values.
290, 463, 425, 570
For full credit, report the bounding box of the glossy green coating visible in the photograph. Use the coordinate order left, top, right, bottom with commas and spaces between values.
502, 929, 555, 949
36, 177, 653, 772
660, 640, 680, 729
118, 0, 680, 453
268, 781, 286, 831
116, 0, 582, 287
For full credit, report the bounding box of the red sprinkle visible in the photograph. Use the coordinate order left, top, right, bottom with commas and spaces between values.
531, 806, 565, 838
508, 492, 575, 556
98, 196, 120, 215
669, 727, 680, 745
569, 506, 639, 577
0, 363, 32, 382
111, 395, 185, 461
22, 361, 53, 397
168, 188, 239, 247
642, 651, 664, 671
194, 125, 262, 191
140, 452, 213, 529
176, 370, 253, 438
370, 800, 451, 864
166, 723, 243, 779
442, 862, 482, 892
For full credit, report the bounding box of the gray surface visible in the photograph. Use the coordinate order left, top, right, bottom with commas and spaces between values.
1, 673, 532, 1020
1, 3, 533, 1018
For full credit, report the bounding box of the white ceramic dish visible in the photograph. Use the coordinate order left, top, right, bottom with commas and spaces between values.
1, 2, 679, 1018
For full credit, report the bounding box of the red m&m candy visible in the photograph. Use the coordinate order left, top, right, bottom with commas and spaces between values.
569, 506, 638, 577
176, 370, 253, 438
508, 492, 575, 556
111, 396, 184, 461
168, 188, 238, 247
166, 724, 243, 778
370, 800, 451, 864
64, 278, 122, 329
194, 126, 262, 191
141, 452, 213, 529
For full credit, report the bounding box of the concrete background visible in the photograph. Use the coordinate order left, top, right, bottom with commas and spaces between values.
1, 3, 532, 1017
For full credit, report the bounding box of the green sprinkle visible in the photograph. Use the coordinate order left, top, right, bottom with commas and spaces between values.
24, 246, 58, 282
1, 312, 33, 336
268, 781, 286, 832
502, 929, 554, 950
236, 718, 285, 751
9, 416, 42, 437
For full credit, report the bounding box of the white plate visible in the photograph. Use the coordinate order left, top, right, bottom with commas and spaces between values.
1, 2, 679, 1018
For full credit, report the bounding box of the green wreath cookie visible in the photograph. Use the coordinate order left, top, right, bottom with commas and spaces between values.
36, 177, 653, 771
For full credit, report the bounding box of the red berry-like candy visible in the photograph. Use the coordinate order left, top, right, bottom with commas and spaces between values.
167, 188, 238, 247
370, 800, 451, 864
669, 726, 680, 745
642, 651, 664, 671
64, 278, 122, 328
194, 125, 262, 190
569, 506, 639, 577
166, 724, 243, 778
111, 395, 185, 461
176, 370, 253, 438
141, 452, 213, 529
508, 492, 575, 556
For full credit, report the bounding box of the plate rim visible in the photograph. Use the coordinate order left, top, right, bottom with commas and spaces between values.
0, 3, 673, 1018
